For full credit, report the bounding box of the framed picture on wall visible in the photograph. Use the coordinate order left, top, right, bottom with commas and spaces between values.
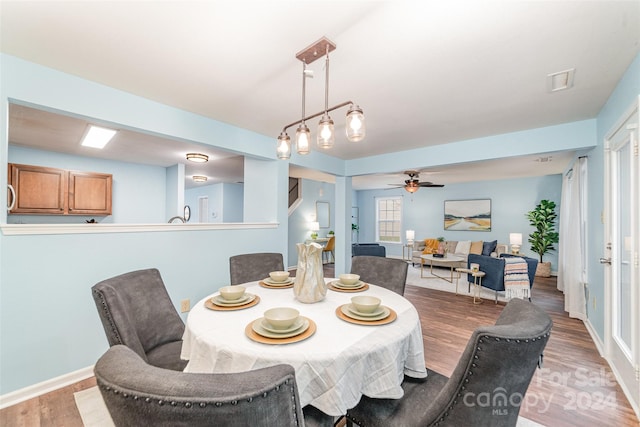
444, 199, 491, 231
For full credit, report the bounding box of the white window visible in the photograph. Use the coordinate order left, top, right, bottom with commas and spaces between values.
376, 196, 402, 243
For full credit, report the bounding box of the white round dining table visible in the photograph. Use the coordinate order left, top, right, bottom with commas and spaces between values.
180, 278, 427, 417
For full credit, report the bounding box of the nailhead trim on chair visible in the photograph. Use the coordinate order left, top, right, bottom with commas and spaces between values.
93, 289, 124, 345
97, 377, 300, 411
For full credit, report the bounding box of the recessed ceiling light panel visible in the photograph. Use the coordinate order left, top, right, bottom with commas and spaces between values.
81, 125, 117, 149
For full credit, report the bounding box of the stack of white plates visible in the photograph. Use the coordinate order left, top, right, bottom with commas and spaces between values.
211, 293, 256, 307
340, 304, 390, 321
251, 317, 310, 338
262, 277, 295, 287
330, 279, 366, 290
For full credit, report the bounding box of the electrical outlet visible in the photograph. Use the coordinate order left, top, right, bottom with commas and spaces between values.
180, 299, 190, 313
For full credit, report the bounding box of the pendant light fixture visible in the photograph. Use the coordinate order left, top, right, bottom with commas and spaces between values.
276, 36, 365, 159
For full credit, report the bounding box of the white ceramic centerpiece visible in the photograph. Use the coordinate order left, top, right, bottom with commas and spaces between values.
294, 242, 327, 303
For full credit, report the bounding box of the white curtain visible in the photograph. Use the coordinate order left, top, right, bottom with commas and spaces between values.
557, 157, 588, 320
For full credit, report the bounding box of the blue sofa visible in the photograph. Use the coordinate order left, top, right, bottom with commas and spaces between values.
352, 243, 386, 257
467, 253, 538, 302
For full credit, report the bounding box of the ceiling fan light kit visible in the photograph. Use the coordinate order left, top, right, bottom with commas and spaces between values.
277, 36, 366, 159
389, 170, 444, 193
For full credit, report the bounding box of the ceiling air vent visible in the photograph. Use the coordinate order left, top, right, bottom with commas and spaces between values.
547, 69, 575, 92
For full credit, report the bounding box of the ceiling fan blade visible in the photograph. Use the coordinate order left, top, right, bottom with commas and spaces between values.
419, 183, 444, 187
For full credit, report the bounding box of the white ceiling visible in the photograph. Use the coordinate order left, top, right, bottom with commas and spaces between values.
2, 1, 639, 189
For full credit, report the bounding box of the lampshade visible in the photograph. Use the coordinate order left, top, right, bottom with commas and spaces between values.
406, 230, 415, 242
509, 233, 523, 245
276, 132, 291, 159
296, 124, 311, 155
310, 221, 320, 231
317, 114, 335, 149
404, 181, 419, 193
509, 233, 523, 254
346, 104, 365, 142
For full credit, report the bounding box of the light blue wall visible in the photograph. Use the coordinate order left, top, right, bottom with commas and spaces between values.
222, 183, 244, 223
355, 175, 563, 271
185, 183, 223, 223
0, 54, 287, 394
8, 146, 167, 224
588, 53, 640, 337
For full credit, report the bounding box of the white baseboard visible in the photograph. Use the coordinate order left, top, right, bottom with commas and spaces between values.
604, 355, 640, 421
0, 365, 94, 409
583, 318, 605, 357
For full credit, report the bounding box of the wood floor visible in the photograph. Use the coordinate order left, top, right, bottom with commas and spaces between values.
1, 267, 638, 426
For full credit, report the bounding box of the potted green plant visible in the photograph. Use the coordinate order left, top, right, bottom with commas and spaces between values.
351, 223, 359, 243
526, 199, 559, 277
327, 230, 335, 237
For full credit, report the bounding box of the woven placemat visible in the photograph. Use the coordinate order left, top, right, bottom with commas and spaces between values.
204, 295, 260, 311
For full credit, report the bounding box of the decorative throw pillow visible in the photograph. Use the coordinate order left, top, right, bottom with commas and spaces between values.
445, 241, 458, 254
454, 240, 471, 255
422, 238, 439, 254
469, 240, 483, 255
482, 240, 498, 256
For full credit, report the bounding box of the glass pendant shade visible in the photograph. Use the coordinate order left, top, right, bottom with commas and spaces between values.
295, 124, 311, 155
346, 105, 366, 142
317, 114, 335, 149
404, 182, 419, 193
276, 132, 291, 159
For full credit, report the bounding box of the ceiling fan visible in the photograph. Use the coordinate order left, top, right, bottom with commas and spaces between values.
389, 170, 444, 193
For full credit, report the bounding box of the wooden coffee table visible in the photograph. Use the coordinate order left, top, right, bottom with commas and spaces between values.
420, 254, 464, 283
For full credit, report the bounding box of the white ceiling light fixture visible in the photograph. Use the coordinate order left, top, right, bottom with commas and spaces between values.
81, 125, 117, 149
186, 153, 209, 163
277, 36, 366, 159
547, 68, 575, 92
192, 175, 208, 182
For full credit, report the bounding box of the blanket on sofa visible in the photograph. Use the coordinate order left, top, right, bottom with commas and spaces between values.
421, 238, 440, 254
504, 257, 530, 299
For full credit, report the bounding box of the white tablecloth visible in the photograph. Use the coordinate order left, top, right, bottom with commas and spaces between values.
181, 279, 427, 416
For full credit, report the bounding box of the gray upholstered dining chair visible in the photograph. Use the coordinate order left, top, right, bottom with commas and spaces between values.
91, 268, 188, 371
229, 252, 285, 285
95, 345, 334, 427
345, 298, 553, 427
350, 255, 409, 295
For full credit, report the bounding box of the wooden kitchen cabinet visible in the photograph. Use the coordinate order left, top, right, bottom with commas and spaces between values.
8, 163, 112, 215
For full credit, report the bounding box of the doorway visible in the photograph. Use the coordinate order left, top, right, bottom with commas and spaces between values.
604, 101, 639, 415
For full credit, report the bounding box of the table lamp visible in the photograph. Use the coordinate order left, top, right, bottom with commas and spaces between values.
310, 221, 320, 239
509, 233, 522, 254
406, 230, 415, 245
